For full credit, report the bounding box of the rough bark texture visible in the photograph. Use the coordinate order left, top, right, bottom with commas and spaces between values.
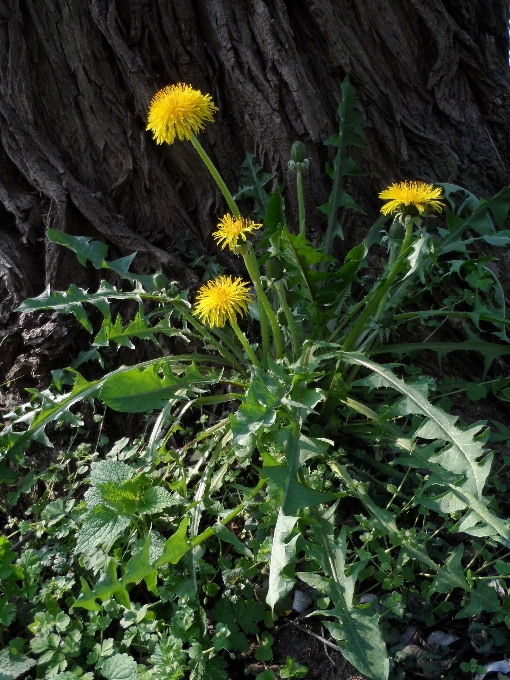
0, 0, 509, 388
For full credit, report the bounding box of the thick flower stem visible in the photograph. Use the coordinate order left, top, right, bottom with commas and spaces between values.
231, 321, 261, 368
190, 135, 240, 217
296, 169, 306, 238
274, 281, 299, 361
241, 244, 284, 360
342, 219, 414, 353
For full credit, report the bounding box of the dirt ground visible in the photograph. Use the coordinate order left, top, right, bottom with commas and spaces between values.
244, 619, 368, 680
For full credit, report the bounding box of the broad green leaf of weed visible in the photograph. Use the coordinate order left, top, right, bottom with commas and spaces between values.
149, 633, 186, 680
466, 382, 488, 401
211, 600, 249, 652
0, 597, 16, 627
155, 517, 190, 567
123, 535, 158, 595
232, 600, 265, 635
138, 486, 175, 514
430, 544, 469, 595
267, 511, 300, 609
456, 579, 501, 619
213, 523, 253, 558
325, 610, 389, 680
401, 538, 502, 612
496, 560, 510, 576
75, 560, 130, 611
344, 353, 491, 499
0, 648, 36, 680
47, 228, 108, 268
90, 460, 136, 485
231, 373, 288, 457
100, 653, 138, 680
99, 364, 190, 412
96, 480, 140, 515
0, 537, 16, 580
75, 505, 130, 554
264, 186, 286, 235
262, 456, 339, 514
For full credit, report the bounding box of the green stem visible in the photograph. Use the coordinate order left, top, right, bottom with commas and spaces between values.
296, 169, 306, 238
327, 287, 380, 344
190, 478, 267, 549
342, 219, 414, 352
274, 281, 299, 361
242, 244, 284, 360
231, 321, 261, 367
179, 309, 245, 372
323, 148, 341, 260
209, 326, 247, 363
190, 134, 240, 217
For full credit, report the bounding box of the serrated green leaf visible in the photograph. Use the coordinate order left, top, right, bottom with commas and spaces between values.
90, 460, 136, 486
264, 186, 286, 235
325, 611, 389, 680
0, 597, 16, 627
100, 653, 138, 680
329, 463, 398, 535
47, 228, 108, 268
322, 75, 367, 256
139, 486, 175, 514
96, 480, 140, 515
369, 339, 510, 377
232, 600, 265, 635
234, 152, 275, 216
0, 649, 36, 680
456, 579, 501, 619
75, 505, 131, 553
75, 560, 130, 611
438, 185, 510, 250
430, 544, 468, 595
123, 535, 157, 595
232, 371, 289, 458
267, 511, 299, 609
342, 353, 490, 499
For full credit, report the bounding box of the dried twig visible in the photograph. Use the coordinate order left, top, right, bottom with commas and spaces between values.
321, 624, 336, 666
289, 621, 340, 653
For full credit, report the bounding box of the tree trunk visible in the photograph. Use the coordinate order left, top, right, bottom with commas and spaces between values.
1, 0, 509, 395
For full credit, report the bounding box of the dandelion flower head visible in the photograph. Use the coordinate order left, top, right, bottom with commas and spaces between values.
379, 181, 445, 216
146, 83, 218, 145
212, 214, 262, 251
193, 276, 253, 328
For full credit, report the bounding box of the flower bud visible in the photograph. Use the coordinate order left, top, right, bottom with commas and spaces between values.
265, 256, 285, 281
291, 141, 307, 163
389, 221, 406, 240
288, 142, 310, 173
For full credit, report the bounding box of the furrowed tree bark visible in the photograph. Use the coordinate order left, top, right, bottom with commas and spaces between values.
0, 0, 509, 398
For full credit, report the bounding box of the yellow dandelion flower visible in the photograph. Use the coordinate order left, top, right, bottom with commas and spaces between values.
193, 276, 253, 328
146, 83, 218, 145
379, 181, 445, 216
212, 214, 262, 251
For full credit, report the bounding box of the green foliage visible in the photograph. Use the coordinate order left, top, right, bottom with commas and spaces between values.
320, 75, 367, 255
3, 76, 510, 680
234, 152, 275, 217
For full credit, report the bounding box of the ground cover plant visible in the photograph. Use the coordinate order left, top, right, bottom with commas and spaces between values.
2, 77, 510, 680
